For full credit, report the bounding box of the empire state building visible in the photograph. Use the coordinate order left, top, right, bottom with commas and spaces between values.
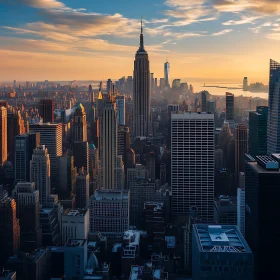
133, 19, 151, 137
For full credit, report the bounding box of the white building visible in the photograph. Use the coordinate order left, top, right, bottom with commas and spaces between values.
30, 145, 51, 206
61, 209, 89, 245
89, 189, 130, 243
171, 112, 215, 222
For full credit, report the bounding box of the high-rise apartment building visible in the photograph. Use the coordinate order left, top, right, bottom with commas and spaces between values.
89, 189, 130, 243
38, 99, 54, 123
226, 92, 234, 121
15, 132, 40, 183
116, 95, 126, 125
30, 145, 51, 206
100, 100, 118, 189
0, 186, 20, 267
235, 123, 248, 177
12, 182, 42, 252
245, 154, 280, 279
171, 112, 215, 222
75, 168, 89, 209
192, 225, 253, 280
267, 59, 280, 154
164, 61, 170, 88
201, 91, 209, 112
30, 123, 62, 188
248, 106, 268, 157
73, 104, 87, 142
133, 20, 151, 137
0, 106, 7, 166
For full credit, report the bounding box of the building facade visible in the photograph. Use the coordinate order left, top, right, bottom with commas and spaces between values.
0, 106, 7, 166
226, 92, 234, 121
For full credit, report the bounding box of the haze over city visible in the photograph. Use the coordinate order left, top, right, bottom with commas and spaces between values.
1, 0, 280, 82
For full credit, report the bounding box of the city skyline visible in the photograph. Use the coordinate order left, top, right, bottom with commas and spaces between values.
1, 0, 280, 82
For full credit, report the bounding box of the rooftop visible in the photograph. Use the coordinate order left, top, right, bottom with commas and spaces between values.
171, 112, 214, 119
92, 189, 129, 201
194, 225, 251, 253
63, 208, 88, 217
123, 230, 141, 247
65, 239, 87, 247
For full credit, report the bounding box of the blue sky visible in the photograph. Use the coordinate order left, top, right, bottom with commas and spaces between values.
0, 0, 280, 82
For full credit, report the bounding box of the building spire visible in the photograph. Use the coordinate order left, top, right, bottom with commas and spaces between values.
139, 17, 144, 51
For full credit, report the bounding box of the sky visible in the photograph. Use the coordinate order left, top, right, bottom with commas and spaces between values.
0, 0, 280, 83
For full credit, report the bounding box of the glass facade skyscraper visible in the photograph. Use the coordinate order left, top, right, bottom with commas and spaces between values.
267, 59, 280, 154
164, 61, 170, 88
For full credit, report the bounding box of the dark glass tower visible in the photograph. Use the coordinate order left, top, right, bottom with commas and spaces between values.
226, 92, 234, 121
133, 19, 151, 137
267, 59, 280, 154
201, 91, 209, 112
38, 99, 54, 123
248, 106, 268, 157
164, 61, 170, 88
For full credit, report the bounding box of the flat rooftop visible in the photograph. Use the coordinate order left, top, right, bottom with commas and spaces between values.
63, 208, 88, 217
194, 225, 251, 253
171, 112, 214, 119
65, 239, 86, 247
92, 189, 129, 201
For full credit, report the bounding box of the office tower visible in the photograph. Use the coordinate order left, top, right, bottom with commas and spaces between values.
73, 103, 87, 142
72, 141, 89, 173
64, 239, 88, 280
133, 19, 151, 137
245, 155, 280, 279
126, 163, 147, 188
154, 77, 158, 88
214, 149, 224, 171
0, 187, 20, 267
30, 123, 62, 188
8, 248, 51, 280
201, 91, 209, 112
226, 92, 234, 121
207, 100, 216, 113
150, 73, 154, 94
107, 79, 113, 95
164, 61, 170, 88
89, 84, 94, 102
89, 189, 130, 243
7, 109, 25, 163
100, 100, 118, 189
171, 112, 215, 221
30, 145, 51, 206
130, 178, 156, 227
116, 155, 125, 189
38, 99, 54, 123
15, 132, 40, 183
160, 163, 166, 186
243, 77, 248, 90
159, 78, 165, 89
56, 154, 76, 199
75, 168, 89, 208
146, 152, 155, 181
192, 225, 253, 280
237, 172, 245, 236
118, 125, 130, 158
235, 123, 248, 177
116, 95, 126, 125
39, 208, 60, 246
214, 195, 237, 225
61, 209, 89, 245
248, 106, 268, 157
0, 106, 7, 166
172, 79, 181, 88
12, 182, 41, 252
267, 60, 280, 154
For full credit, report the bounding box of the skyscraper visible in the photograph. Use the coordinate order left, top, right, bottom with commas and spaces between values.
164, 61, 170, 88
107, 79, 113, 95
75, 168, 89, 209
0, 186, 20, 267
201, 91, 209, 112
116, 95, 126, 125
38, 99, 54, 123
235, 124, 248, 177
133, 19, 151, 137
171, 112, 215, 222
73, 104, 87, 142
226, 92, 234, 121
100, 100, 118, 189
15, 132, 40, 183
245, 155, 280, 279
267, 59, 280, 154
248, 106, 268, 157
30, 123, 62, 188
243, 77, 248, 90
30, 145, 51, 207
0, 106, 7, 166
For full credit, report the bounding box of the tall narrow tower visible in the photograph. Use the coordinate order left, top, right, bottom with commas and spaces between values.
133, 19, 151, 137
164, 61, 170, 88
0, 106, 7, 166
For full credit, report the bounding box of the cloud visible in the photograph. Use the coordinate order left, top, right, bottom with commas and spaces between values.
11, 0, 65, 9
266, 33, 280, 40
223, 16, 259, 25
212, 29, 233, 36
